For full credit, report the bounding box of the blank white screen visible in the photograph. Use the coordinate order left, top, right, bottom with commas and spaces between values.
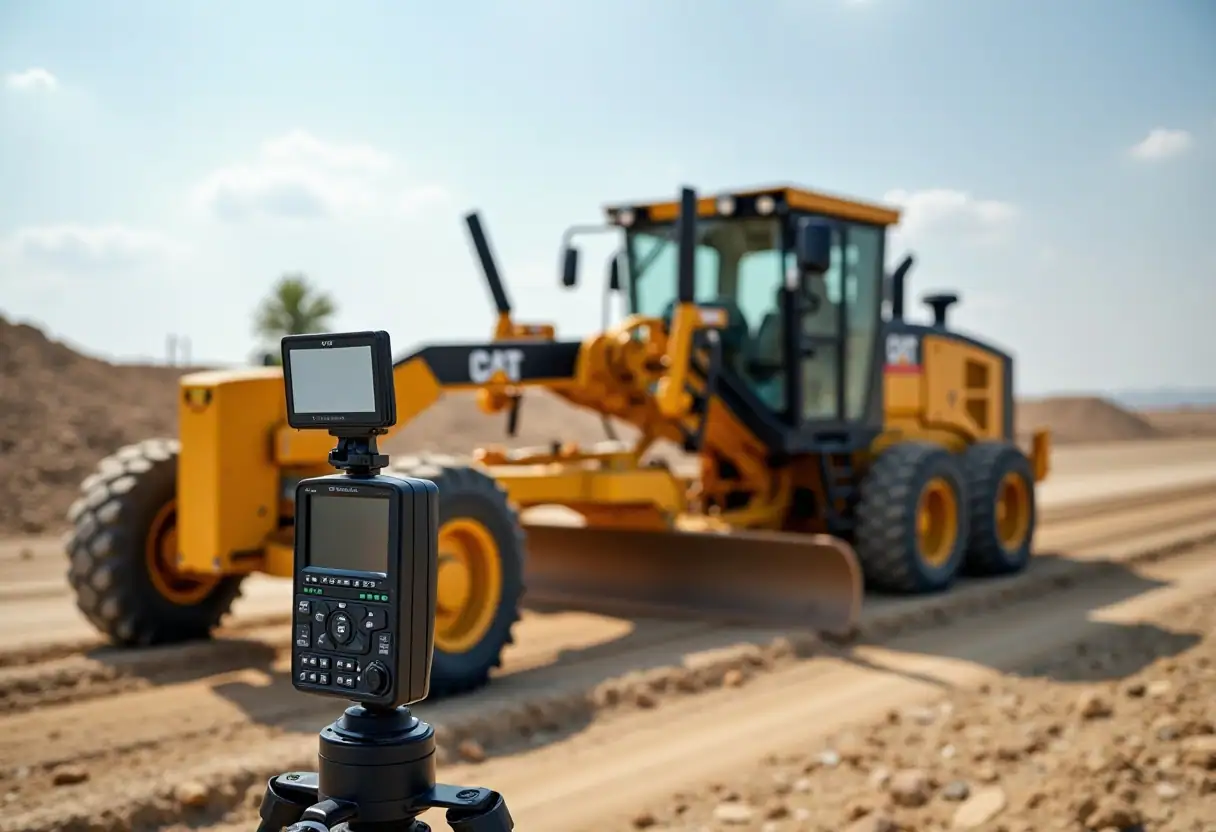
290, 345, 376, 413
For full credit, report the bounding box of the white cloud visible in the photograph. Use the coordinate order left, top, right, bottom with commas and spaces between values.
1, 224, 186, 272
883, 188, 1018, 247
1128, 128, 1193, 161
5, 67, 58, 93
193, 131, 441, 223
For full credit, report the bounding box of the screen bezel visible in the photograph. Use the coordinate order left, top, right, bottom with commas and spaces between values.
282, 330, 397, 430
297, 484, 400, 579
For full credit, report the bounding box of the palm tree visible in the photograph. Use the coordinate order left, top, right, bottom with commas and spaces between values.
253, 273, 338, 364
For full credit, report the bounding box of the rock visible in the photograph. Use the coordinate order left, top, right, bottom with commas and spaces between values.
633, 689, 659, 709
1124, 681, 1147, 698
722, 668, 745, 688
712, 801, 754, 825
174, 780, 209, 809
951, 786, 1007, 828
888, 769, 932, 808
1085, 797, 1141, 828
818, 749, 842, 767
1147, 679, 1173, 698
868, 766, 892, 789
1154, 717, 1182, 742
631, 809, 657, 828
457, 739, 487, 763
844, 813, 897, 832
764, 801, 790, 820
792, 777, 811, 793
941, 780, 971, 801
1154, 781, 1182, 801
1181, 736, 1216, 769
50, 766, 88, 787
1076, 690, 1114, 720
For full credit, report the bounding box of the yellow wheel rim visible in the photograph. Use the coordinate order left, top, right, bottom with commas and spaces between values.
435, 518, 503, 654
144, 501, 219, 605
916, 477, 959, 568
995, 471, 1031, 549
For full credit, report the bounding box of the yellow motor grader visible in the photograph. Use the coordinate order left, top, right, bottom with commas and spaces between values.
65, 184, 1051, 696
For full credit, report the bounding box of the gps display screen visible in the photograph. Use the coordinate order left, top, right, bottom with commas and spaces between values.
307, 494, 390, 574
289, 345, 377, 414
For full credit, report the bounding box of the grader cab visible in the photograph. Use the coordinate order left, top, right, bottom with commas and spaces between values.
65, 184, 1051, 697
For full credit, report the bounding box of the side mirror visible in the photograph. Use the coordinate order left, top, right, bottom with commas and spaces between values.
794, 219, 832, 275
607, 255, 622, 293
561, 246, 580, 288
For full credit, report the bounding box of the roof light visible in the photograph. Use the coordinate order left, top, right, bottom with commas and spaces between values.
617, 209, 636, 228
716, 196, 736, 216
755, 195, 776, 216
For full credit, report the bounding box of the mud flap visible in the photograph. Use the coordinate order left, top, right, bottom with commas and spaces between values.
519, 523, 863, 637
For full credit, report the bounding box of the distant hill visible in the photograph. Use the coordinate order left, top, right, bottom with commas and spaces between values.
1109, 388, 1216, 411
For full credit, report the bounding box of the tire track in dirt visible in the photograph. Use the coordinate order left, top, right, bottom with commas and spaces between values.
3, 505, 1216, 832
3, 484, 1213, 715
0, 486, 1211, 715
2, 477, 1212, 669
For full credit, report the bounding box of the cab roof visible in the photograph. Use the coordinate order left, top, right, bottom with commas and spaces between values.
604, 184, 901, 228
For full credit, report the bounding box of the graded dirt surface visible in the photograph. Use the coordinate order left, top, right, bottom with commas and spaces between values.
2, 477, 1215, 832
1, 441, 1214, 660
182, 519, 1216, 832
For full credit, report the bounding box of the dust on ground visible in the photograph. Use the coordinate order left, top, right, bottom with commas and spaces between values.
4, 315, 1213, 535
622, 599, 1216, 832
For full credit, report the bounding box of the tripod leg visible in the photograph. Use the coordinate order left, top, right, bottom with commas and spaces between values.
258, 772, 321, 831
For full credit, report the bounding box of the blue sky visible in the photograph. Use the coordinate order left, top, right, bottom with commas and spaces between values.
1, 0, 1212, 395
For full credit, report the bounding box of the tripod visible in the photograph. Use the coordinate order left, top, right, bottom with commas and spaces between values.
257, 704, 513, 831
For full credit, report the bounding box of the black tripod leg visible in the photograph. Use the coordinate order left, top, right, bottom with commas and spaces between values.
257, 772, 321, 831
425, 784, 514, 832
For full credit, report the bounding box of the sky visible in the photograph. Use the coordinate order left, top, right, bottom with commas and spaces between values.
1, 0, 1213, 396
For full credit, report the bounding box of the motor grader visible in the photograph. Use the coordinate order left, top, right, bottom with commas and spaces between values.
65, 184, 1051, 697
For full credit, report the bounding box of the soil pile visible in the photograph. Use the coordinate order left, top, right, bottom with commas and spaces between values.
628, 596, 1216, 832
1142, 406, 1216, 439
0, 316, 189, 534
1017, 396, 1162, 445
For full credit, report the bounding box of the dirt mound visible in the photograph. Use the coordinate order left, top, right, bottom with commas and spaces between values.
0, 316, 192, 535
1017, 396, 1162, 445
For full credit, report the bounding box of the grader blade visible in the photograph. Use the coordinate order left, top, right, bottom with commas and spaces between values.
519, 524, 863, 636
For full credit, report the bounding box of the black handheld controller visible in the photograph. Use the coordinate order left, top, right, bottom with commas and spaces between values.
283, 330, 436, 709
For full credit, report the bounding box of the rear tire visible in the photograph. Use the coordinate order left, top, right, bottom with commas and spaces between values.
66, 439, 244, 646
855, 442, 969, 594
961, 442, 1036, 577
390, 457, 525, 698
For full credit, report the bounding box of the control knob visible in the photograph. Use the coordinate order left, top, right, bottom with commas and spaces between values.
363, 661, 391, 696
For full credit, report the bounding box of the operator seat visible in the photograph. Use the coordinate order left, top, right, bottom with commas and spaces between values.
744, 285, 841, 419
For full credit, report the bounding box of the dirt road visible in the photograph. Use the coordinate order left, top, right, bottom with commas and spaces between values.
2, 438, 1215, 663
1, 472, 1214, 831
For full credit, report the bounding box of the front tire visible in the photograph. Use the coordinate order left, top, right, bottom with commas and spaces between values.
66, 439, 244, 646
390, 457, 525, 698
855, 442, 969, 594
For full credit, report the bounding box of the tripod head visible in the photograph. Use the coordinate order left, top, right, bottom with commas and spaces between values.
257, 704, 512, 831
261, 331, 514, 830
